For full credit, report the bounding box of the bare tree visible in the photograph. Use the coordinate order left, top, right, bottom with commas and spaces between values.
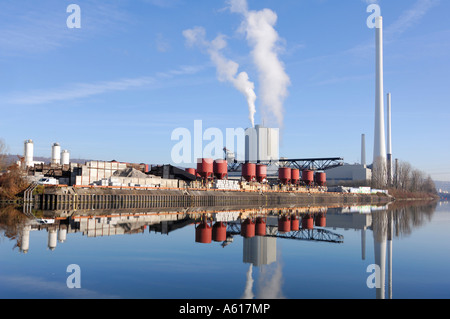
371, 156, 387, 189
410, 169, 425, 192
396, 161, 412, 191
0, 138, 7, 171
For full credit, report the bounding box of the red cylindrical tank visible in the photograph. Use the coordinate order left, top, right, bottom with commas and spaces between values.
291, 169, 300, 184
242, 163, 256, 182
212, 222, 227, 242
315, 213, 327, 227
291, 215, 300, 231
213, 159, 228, 180
255, 217, 266, 236
256, 164, 267, 183
241, 219, 255, 238
302, 215, 314, 230
185, 168, 196, 176
197, 158, 213, 180
315, 172, 327, 186
278, 167, 291, 184
278, 216, 291, 233
195, 221, 212, 244
302, 170, 314, 186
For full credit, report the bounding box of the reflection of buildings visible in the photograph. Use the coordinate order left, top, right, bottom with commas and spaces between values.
326, 205, 392, 299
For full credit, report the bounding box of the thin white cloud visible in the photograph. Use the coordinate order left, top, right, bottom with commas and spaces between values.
6, 77, 154, 105
4, 64, 205, 106
386, 0, 440, 38
0, 1, 131, 56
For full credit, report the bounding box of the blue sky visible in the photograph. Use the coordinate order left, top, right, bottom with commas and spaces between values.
0, 0, 449, 181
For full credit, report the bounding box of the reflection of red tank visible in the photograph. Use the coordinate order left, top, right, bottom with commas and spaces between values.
241, 219, 255, 238
185, 168, 196, 176
197, 158, 214, 180
255, 217, 266, 236
302, 215, 314, 230
302, 170, 314, 186
279, 168, 292, 184
195, 221, 212, 244
213, 159, 228, 180
291, 169, 300, 184
256, 165, 267, 183
212, 222, 227, 242
242, 163, 256, 182
315, 213, 327, 227
291, 215, 300, 231
315, 172, 327, 186
278, 216, 291, 233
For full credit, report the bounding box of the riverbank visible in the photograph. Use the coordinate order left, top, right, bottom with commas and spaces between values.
387, 188, 439, 201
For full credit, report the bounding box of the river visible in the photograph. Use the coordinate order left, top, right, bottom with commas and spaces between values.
0, 200, 448, 299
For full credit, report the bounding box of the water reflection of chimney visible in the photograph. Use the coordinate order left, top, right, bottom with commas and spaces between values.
387, 210, 393, 299
373, 210, 387, 299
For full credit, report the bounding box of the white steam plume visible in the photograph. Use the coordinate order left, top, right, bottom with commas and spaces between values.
242, 264, 254, 299
183, 26, 257, 128
229, 0, 290, 128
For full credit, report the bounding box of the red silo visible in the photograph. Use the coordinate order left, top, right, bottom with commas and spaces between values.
302, 215, 314, 230
185, 168, 197, 176
278, 167, 292, 184
213, 159, 228, 180
315, 172, 327, 186
291, 169, 300, 185
197, 158, 214, 180
278, 216, 291, 233
291, 215, 300, 231
195, 221, 212, 244
256, 164, 267, 183
302, 170, 314, 186
255, 217, 266, 236
212, 222, 227, 242
242, 163, 256, 182
315, 213, 327, 227
241, 218, 255, 238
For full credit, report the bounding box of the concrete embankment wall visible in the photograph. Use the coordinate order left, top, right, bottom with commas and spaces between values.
31, 186, 392, 211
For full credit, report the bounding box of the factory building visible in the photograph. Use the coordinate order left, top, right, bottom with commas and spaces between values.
325, 164, 372, 186
245, 125, 279, 163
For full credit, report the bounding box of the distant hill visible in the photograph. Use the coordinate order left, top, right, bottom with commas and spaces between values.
4, 154, 91, 166
435, 181, 450, 193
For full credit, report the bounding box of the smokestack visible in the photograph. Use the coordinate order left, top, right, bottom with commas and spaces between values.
373, 16, 387, 167
361, 134, 366, 166
386, 93, 392, 184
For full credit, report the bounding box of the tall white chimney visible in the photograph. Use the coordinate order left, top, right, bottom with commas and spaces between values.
386, 93, 393, 184
361, 134, 366, 166
373, 16, 387, 170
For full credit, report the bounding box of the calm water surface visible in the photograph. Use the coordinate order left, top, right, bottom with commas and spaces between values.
0, 201, 448, 299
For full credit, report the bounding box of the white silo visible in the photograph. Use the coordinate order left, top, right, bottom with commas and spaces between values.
23, 140, 34, 167
61, 150, 70, 165
51, 143, 61, 164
